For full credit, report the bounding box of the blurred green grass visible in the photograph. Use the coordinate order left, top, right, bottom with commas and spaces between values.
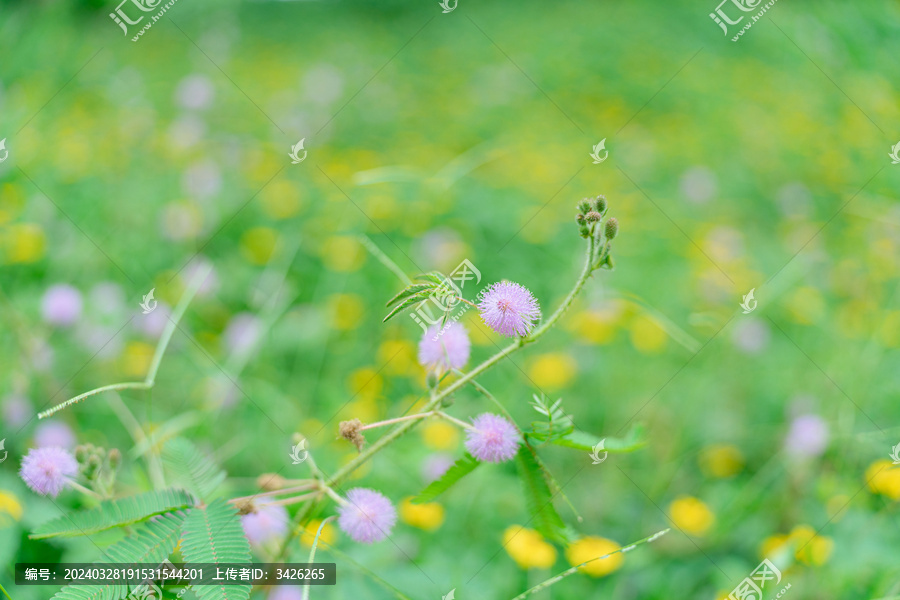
2, 0, 900, 598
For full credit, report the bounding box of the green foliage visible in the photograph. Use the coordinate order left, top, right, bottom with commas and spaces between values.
528, 394, 575, 443
49, 512, 185, 600
180, 499, 252, 600
30, 489, 195, 539
412, 453, 481, 504
551, 423, 646, 453
515, 445, 570, 544
383, 272, 457, 323
163, 438, 227, 501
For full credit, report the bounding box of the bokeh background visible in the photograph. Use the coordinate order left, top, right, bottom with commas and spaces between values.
2, 0, 900, 598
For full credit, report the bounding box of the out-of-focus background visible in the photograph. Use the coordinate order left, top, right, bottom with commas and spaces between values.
2, 0, 900, 598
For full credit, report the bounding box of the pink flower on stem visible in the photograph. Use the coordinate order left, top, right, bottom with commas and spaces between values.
241, 503, 289, 545
19, 447, 78, 498
418, 322, 471, 374
337, 488, 397, 543
465, 413, 520, 463
477, 282, 541, 338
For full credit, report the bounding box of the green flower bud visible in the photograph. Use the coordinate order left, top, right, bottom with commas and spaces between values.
575, 213, 586, 225
585, 211, 602, 223
604, 217, 619, 240
594, 195, 607, 214
579, 225, 591, 238
108, 448, 121, 470
577, 199, 592, 213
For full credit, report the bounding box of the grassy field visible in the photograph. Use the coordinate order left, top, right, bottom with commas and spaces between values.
2, 0, 900, 598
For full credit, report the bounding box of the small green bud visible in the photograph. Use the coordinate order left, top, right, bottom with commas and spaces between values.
585, 211, 602, 223
579, 225, 590, 238
604, 217, 619, 240
594, 195, 608, 214
75, 445, 89, 462
575, 213, 586, 225
108, 448, 121, 470
577, 199, 592, 213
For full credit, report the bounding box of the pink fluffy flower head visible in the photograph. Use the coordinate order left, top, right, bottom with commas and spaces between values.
477, 281, 541, 338
465, 413, 521, 463
41, 284, 83, 327
418, 322, 471, 374
241, 502, 289, 545
337, 488, 397, 544
19, 447, 78, 498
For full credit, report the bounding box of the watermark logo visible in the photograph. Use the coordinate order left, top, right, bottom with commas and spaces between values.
442, 589, 456, 600
590, 139, 609, 164
439, 0, 457, 13
410, 259, 482, 338
140, 288, 158, 314
889, 141, 900, 165
0, 138, 8, 163
729, 558, 788, 600
740, 288, 757, 314
129, 583, 162, 600
0, 439, 7, 463
113, 0, 183, 42
710, 0, 778, 41
290, 439, 309, 464
589, 439, 608, 464
289, 138, 307, 164
890, 443, 900, 465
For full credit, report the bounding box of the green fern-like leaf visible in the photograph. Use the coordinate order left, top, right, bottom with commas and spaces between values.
164, 438, 226, 501
31, 489, 195, 539
180, 499, 251, 600
551, 423, 646, 453
49, 511, 185, 600
412, 453, 480, 504
515, 445, 569, 544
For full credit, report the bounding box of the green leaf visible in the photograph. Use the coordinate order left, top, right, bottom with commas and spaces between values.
49, 511, 185, 600
551, 423, 646, 453
180, 499, 251, 600
164, 438, 226, 501
31, 489, 195, 539
412, 453, 481, 504
383, 294, 430, 323
528, 395, 575, 444
416, 271, 448, 285
515, 445, 569, 544
385, 283, 435, 307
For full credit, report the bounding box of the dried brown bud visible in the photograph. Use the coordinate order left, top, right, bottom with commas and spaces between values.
233, 499, 255, 515
257, 473, 287, 491
339, 418, 366, 452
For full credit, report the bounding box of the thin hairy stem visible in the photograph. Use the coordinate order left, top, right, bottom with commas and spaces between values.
264, 492, 322, 507
359, 412, 433, 431
434, 411, 474, 430
38, 263, 212, 419
509, 529, 670, 599
301, 516, 336, 600
230, 483, 317, 504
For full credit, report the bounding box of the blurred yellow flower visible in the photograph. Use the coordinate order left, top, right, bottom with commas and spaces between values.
629, 314, 667, 354
528, 353, 577, 389
759, 534, 789, 561
668, 496, 715, 536
343, 398, 380, 424
347, 367, 383, 401
399, 497, 445, 531
299, 519, 336, 547
121, 342, 154, 377
327, 294, 364, 330
259, 179, 302, 220
877, 311, 900, 348
788, 525, 833, 566
0, 491, 24, 522
785, 287, 825, 325
421, 421, 459, 450
0, 183, 26, 220
564, 536, 623, 577
865, 459, 900, 500
4, 223, 46, 264
698, 444, 744, 479
321, 236, 365, 272
503, 525, 557, 569
569, 310, 617, 344
240, 227, 279, 265
377, 339, 416, 376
